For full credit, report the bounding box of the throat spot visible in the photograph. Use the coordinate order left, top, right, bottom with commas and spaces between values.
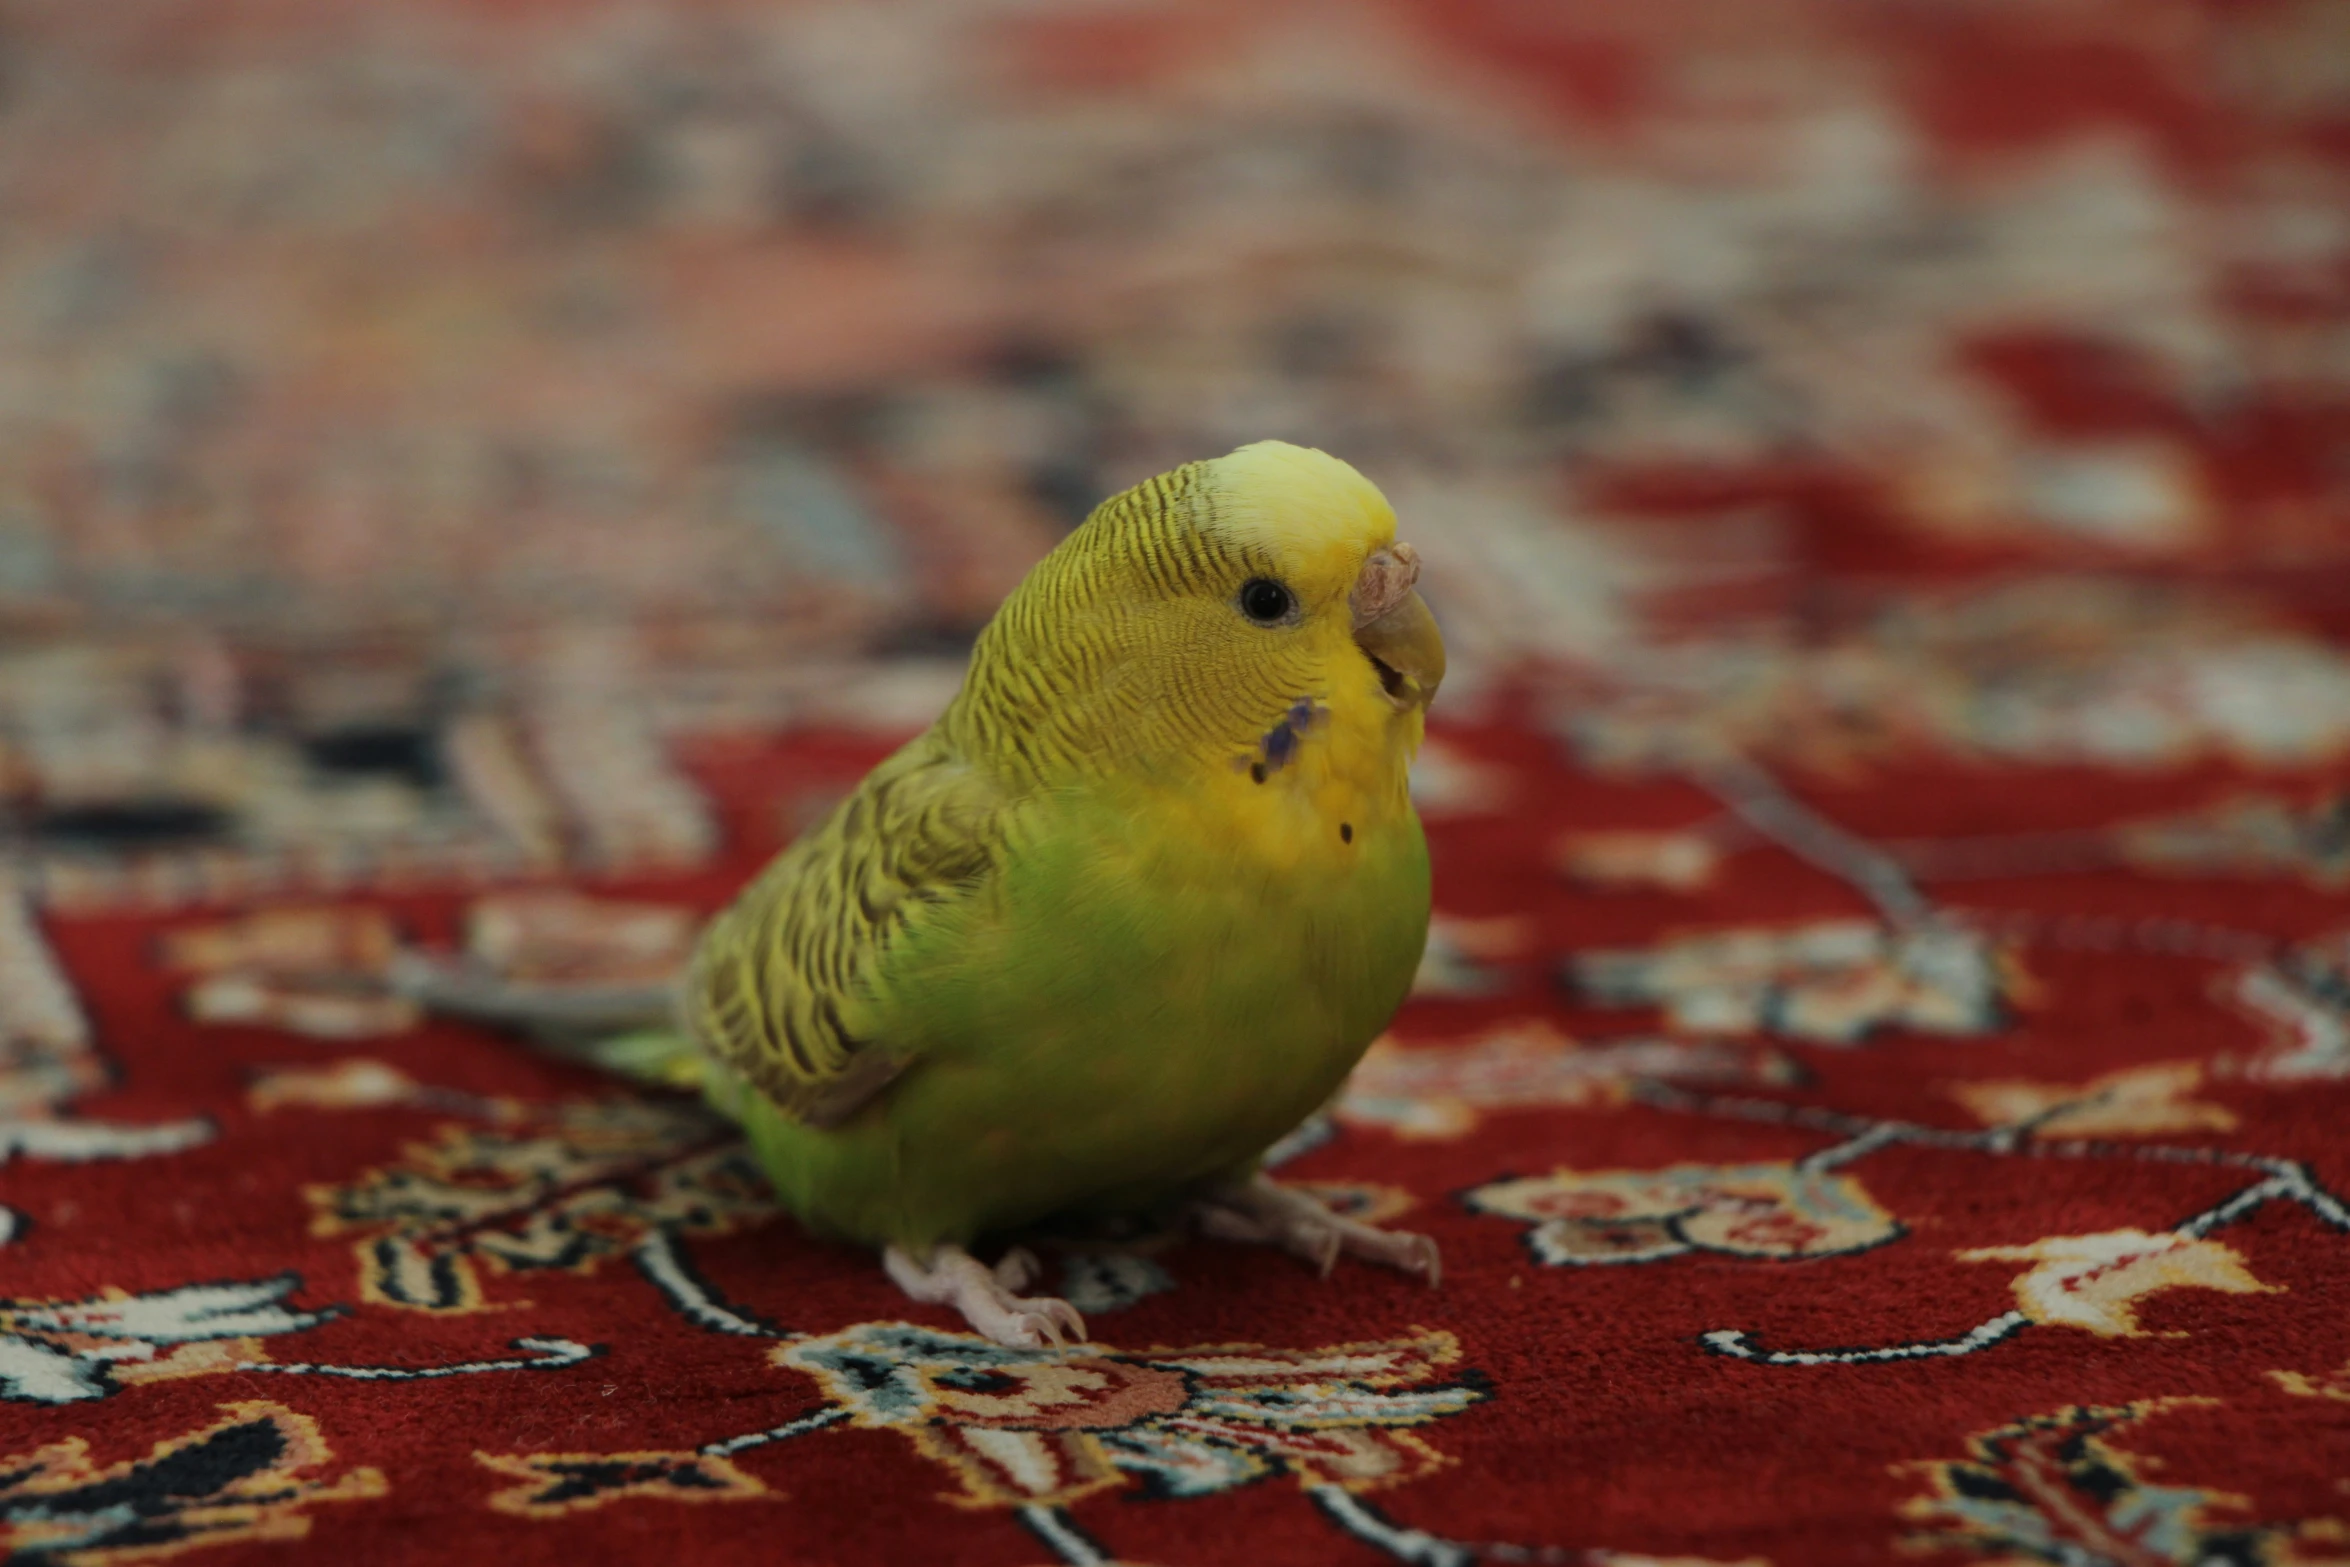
1246, 698, 1329, 780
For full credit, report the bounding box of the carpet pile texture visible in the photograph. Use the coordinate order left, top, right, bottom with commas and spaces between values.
10, 667, 2350, 1563
5, 1, 2350, 1562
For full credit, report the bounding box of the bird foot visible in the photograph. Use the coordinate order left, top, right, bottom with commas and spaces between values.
1191, 1175, 1441, 1286
883, 1244, 1087, 1349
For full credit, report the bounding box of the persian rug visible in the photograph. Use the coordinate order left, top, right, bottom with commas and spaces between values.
7, 0, 2350, 1563
8, 633, 2350, 1565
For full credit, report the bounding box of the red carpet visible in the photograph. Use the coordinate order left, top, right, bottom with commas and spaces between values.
9, 663, 2350, 1564
6, 0, 2350, 1562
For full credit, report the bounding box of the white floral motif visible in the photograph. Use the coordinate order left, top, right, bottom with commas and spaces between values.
0, 1276, 337, 1404
1572, 918, 2013, 1044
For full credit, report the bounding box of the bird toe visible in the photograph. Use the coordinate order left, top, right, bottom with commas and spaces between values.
993, 1246, 1042, 1291
996, 1316, 1051, 1350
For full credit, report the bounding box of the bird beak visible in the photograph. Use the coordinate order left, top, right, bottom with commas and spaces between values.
1351, 542, 1445, 710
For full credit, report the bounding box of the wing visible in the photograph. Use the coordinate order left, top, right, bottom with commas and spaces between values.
686, 732, 1002, 1129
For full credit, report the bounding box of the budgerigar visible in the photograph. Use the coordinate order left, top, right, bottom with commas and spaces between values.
412, 440, 1446, 1347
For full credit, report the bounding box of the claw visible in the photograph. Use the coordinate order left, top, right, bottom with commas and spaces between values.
1189, 1176, 1442, 1287
1019, 1296, 1087, 1348
1012, 1312, 1062, 1349
883, 1243, 1087, 1350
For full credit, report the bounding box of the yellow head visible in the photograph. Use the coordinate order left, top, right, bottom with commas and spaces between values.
946, 440, 1444, 784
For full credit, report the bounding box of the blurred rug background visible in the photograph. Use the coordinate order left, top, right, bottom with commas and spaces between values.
5, 3, 2350, 1564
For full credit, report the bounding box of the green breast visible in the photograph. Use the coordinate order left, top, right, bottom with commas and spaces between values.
735, 784, 1430, 1249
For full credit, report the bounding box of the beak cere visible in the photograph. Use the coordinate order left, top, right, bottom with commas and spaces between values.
1350, 542, 1446, 710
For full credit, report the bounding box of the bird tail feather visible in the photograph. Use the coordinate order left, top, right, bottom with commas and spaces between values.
387, 953, 706, 1091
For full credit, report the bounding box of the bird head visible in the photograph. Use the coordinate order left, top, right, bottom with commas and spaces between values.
1202, 440, 1446, 716
950, 440, 1444, 781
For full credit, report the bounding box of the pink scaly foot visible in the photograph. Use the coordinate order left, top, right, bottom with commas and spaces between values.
1191, 1175, 1442, 1286
882, 1243, 1087, 1349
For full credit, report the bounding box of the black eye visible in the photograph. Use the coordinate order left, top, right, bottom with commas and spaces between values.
1239, 578, 1294, 625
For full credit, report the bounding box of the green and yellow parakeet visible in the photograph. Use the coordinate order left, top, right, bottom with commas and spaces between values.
412, 440, 1445, 1347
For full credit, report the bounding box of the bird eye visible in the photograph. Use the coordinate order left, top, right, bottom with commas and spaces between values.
1238, 578, 1295, 625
